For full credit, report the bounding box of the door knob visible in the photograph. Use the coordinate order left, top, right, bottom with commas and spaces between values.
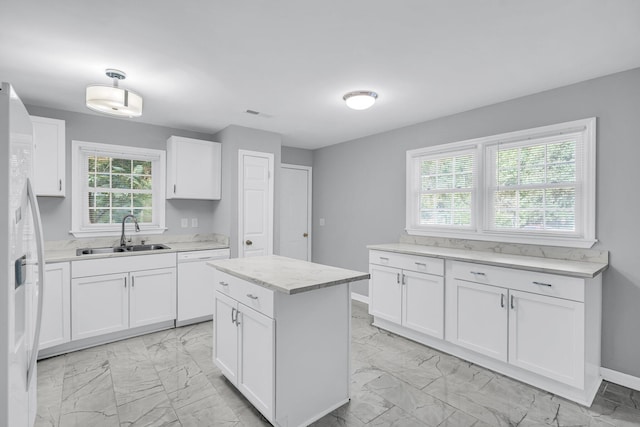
245, 240, 253, 246
303, 233, 309, 237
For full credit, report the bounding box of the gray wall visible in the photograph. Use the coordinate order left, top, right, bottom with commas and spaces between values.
312, 67, 640, 377
26, 105, 220, 241
282, 146, 314, 167
212, 125, 282, 258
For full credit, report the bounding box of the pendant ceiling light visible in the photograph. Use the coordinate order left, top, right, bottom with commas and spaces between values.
86, 69, 143, 118
343, 90, 378, 110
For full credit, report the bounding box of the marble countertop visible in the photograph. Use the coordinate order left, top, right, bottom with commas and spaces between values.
367, 243, 608, 278
46, 241, 229, 263
207, 255, 370, 295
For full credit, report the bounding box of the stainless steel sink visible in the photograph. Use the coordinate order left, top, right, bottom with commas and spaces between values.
76, 243, 171, 256
127, 244, 170, 252
76, 247, 129, 255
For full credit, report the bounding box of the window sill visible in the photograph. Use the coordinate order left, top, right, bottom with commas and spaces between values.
405, 228, 597, 249
70, 227, 167, 239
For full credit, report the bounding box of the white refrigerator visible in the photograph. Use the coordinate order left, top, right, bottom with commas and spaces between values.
0, 82, 46, 427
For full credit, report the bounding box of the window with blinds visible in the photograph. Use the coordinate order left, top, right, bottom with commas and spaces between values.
417, 150, 475, 227
71, 140, 166, 237
486, 134, 582, 234
405, 118, 596, 247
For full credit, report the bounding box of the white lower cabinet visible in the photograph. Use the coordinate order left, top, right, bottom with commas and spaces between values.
369, 249, 602, 406
71, 253, 177, 341
39, 262, 71, 350
72, 273, 129, 340
213, 269, 350, 426
130, 268, 177, 328
214, 291, 275, 420
369, 251, 444, 339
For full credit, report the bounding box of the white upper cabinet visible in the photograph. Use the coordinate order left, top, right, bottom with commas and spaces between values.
166, 136, 221, 200
31, 115, 66, 197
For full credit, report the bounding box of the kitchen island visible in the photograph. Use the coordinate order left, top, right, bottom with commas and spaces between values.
207, 255, 369, 427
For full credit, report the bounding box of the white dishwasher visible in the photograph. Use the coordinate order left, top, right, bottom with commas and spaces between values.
177, 248, 230, 326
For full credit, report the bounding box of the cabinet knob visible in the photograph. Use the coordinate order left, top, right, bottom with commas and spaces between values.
245, 240, 253, 246
303, 233, 309, 237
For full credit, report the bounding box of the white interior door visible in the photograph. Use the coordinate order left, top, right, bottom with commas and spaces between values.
238, 150, 274, 258
279, 164, 311, 261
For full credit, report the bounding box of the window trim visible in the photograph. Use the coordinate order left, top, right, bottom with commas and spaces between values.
406, 118, 596, 248
71, 140, 167, 238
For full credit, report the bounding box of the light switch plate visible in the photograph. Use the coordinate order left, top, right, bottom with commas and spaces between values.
181, 218, 188, 228
319, 218, 325, 226
191, 218, 198, 228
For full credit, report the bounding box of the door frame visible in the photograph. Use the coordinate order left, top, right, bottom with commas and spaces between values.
280, 163, 312, 261
238, 149, 275, 258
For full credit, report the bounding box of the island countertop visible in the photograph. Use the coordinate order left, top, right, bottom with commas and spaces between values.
207, 255, 370, 294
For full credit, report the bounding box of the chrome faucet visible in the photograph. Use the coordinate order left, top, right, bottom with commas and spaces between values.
120, 214, 140, 247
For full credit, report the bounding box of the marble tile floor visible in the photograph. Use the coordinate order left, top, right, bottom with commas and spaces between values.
36, 301, 640, 427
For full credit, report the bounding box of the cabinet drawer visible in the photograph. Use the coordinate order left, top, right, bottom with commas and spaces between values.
369, 250, 444, 276
72, 253, 177, 278
451, 261, 584, 302
214, 270, 274, 318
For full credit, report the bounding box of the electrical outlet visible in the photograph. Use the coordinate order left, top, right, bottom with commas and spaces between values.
191, 218, 198, 228
181, 218, 188, 228
319, 218, 325, 226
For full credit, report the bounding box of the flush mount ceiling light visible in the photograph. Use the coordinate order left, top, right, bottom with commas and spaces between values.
343, 90, 378, 110
86, 69, 143, 118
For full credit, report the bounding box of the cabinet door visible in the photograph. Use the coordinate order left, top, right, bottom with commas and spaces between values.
214, 292, 239, 383
369, 264, 402, 324
39, 263, 70, 350
237, 303, 274, 421
402, 270, 444, 339
31, 115, 65, 197
71, 273, 128, 340
167, 136, 221, 200
508, 290, 585, 388
177, 259, 216, 322
450, 279, 508, 361
130, 268, 176, 328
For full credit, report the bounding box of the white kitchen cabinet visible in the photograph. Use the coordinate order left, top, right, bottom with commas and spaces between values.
369, 250, 444, 339
213, 267, 351, 426
449, 279, 508, 361
214, 289, 275, 420
31, 115, 65, 197
39, 262, 70, 350
508, 289, 585, 389
177, 249, 230, 325
166, 136, 221, 200
129, 268, 176, 328
71, 273, 129, 340
71, 253, 176, 341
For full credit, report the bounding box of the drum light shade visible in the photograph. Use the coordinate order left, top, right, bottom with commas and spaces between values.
86, 69, 143, 118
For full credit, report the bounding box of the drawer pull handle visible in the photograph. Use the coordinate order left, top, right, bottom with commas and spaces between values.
124, 277, 127, 288
396, 273, 400, 284
533, 281, 552, 287
131, 276, 135, 287
415, 262, 426, 267
246, 294, 258, 300
219, 281, 229, 286
380, 257, 389, 261
500, 293, 505, 308
511, 295, 515, 310
402, 274, 406, 285
231, 307, 236, 324
470, 271, 486, 276
59, 179, 62, 191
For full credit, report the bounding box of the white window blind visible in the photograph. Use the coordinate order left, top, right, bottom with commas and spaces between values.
486, 132, 583, 236
417, 150, 476, 228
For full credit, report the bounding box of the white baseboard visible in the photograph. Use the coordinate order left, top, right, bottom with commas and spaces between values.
601, 367, 640, 392
350, 292, 369, 305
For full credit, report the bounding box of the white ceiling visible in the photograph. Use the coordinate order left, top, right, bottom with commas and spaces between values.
2, 1, 639, 149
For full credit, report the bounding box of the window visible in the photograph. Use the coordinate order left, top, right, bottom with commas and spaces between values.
71, 141, 166, 237
406, 118, 596, 248
411, 149, 476, 229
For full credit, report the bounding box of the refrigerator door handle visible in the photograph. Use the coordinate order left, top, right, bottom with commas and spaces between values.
25, 178, 45, 390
